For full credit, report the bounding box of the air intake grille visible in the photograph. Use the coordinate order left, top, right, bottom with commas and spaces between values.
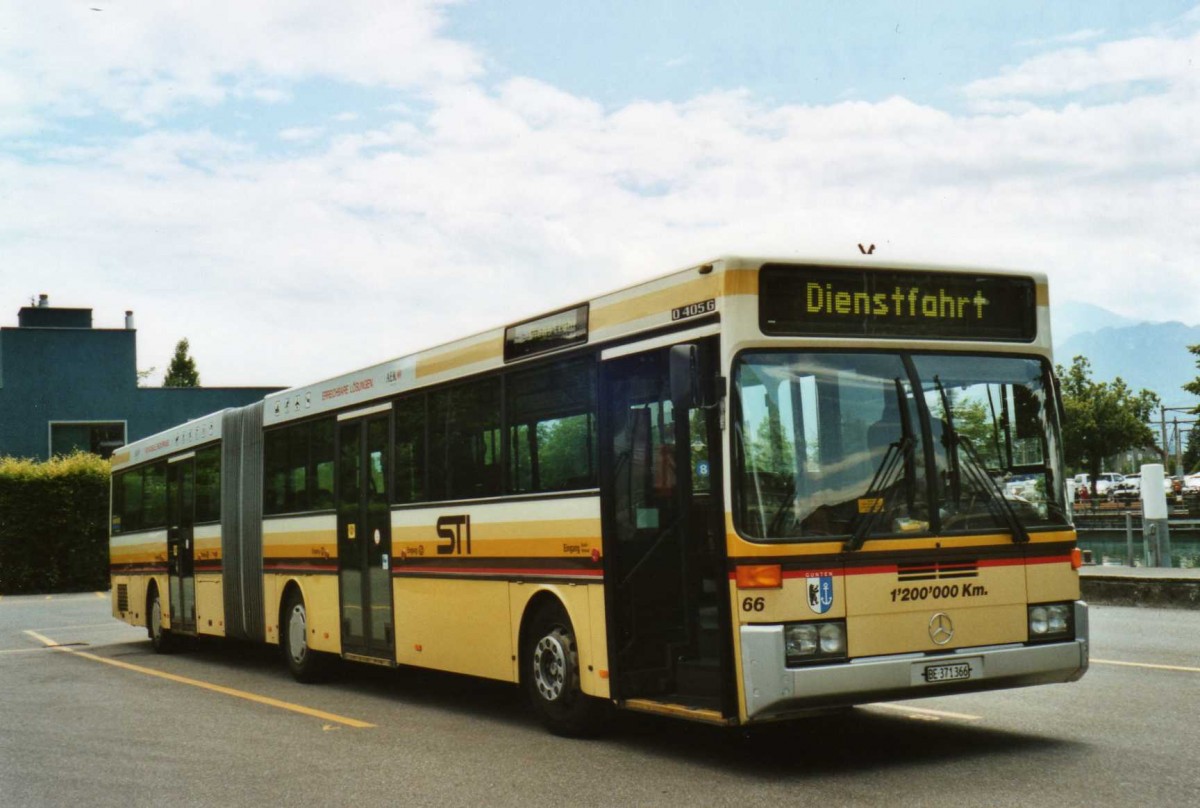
897, 560, 978, 581
116, 584, 128, 613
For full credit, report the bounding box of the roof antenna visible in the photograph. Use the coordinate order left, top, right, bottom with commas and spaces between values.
858, 243, 875, 255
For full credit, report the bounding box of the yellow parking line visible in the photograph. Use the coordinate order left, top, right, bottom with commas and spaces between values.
1092, 658, 1200, 674
95, 592, 107, 599
869, 702, 982, 721
23, 630, 374, 729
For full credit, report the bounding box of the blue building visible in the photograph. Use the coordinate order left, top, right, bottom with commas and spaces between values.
0, 295, 283, 460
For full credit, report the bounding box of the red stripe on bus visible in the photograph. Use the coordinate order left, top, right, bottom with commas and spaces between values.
727, 554, 1074, 581
263, 562, 338, 572
1019, 554, 1073, 566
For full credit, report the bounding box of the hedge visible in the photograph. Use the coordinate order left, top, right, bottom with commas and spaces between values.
0, 452, 110, 594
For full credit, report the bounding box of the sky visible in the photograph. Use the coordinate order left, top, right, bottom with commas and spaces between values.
2, 1, 1198, 388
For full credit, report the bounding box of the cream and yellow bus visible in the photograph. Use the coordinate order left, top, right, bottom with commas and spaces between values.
109, 257, 1087, 734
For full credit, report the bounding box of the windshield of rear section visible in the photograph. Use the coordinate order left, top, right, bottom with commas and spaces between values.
733, 351, 1070, 542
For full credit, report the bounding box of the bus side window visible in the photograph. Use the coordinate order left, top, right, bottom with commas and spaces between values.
394, 395, 427, 504
311, 418, 335, 510
429, 378, 501, 501
287, 425, 309, 512
120, 469, 144, 533
142, 462, 167, 529
506, 357, 597, 494
264, 429, 288, 514
195, 445, 221, 522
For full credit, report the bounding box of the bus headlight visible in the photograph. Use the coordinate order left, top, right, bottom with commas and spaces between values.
785, 620, 847, 666
819, 622, 846, 654
1028, 602, 1073, 641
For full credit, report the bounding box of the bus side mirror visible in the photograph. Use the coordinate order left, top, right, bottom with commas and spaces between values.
669, 344, 700, 410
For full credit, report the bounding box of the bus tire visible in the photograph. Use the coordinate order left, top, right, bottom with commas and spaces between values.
523, 602, 609, 737
282, 589, 330, 683
147, 586, 175, 654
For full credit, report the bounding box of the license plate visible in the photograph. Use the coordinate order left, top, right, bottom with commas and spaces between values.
923, 662, 972, 683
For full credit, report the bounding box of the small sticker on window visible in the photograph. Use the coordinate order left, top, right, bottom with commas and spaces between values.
857, 498, 884, 514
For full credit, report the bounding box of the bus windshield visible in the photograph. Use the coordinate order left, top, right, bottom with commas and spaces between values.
734, 351, 1069, 542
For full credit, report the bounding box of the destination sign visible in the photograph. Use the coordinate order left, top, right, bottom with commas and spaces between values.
759, 265, 1037, 341
504, 304, 589, 361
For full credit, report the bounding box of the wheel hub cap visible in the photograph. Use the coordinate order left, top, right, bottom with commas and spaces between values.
289, 605, 307, 664
151, 599, 161, 638
533, 635, 567, 701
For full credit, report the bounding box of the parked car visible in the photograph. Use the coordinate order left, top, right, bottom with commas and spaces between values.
1073, 472, 1124, 498
1004, 473, 1039, 500
1110, 474, 1141, 501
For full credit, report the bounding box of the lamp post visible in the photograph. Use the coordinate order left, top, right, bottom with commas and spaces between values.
1159, 405, 1196, 475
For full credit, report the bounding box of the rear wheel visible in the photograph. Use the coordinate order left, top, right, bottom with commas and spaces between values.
523, 603, 609, 736
282, 590, 330, 683
147, 587, 175, 653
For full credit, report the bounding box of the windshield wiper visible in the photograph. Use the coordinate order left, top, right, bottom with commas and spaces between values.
932, 375, 1028, 544
845, 435, 913, 552
958, 436, 1030, 544
933, 375, 963, 505
766, 476, 798, 536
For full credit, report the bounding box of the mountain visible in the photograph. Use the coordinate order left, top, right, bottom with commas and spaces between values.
1051, 303, 1200, 404
1051, 301, 1138, 344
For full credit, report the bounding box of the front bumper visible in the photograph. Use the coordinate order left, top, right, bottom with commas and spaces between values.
740, 601, 1089, 721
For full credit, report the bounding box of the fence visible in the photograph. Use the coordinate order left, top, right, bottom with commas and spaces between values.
1075, 512, 1200, 569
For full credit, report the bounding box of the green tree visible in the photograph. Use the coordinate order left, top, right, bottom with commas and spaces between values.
535, 415, 595, 488
163, 338, 201, 388
951, 399, 997, 460
1183, 344, 1200, 473
1057, 356, 1159, 497
1185, 343, 1200, 412
1182, 427, 1200, 475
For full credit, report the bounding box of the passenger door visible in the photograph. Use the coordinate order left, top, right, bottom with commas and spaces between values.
166, 454, 196, 634
337, 410, 395, 661
600, 338, 727, 706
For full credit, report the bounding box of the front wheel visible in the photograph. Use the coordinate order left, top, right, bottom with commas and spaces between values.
282, 590, 331, 683
523, 603, 609, 736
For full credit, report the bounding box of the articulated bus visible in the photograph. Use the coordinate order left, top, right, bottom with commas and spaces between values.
109, 257, 1088, 734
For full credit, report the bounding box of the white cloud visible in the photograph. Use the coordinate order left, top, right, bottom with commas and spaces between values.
279, 126, 325, 143
966, 32, 1200, 99
1016, 28, 1106, 48
0, 1, 480, 124
2, 7, 1198, 390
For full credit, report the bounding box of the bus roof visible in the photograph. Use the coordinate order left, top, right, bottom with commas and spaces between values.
113, 256, 1050, 456
110, 409, 226, 471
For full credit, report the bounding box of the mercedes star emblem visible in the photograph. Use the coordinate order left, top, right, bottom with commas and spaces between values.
929, 612, 955, 645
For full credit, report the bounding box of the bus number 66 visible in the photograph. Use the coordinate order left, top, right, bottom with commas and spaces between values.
741, 597, 765, 612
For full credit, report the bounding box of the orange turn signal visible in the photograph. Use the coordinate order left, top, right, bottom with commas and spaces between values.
736, 564, 782, 589
1070, 547, 1083, 570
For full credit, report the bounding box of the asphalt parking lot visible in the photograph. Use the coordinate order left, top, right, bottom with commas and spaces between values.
2, 593, 1198, 807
